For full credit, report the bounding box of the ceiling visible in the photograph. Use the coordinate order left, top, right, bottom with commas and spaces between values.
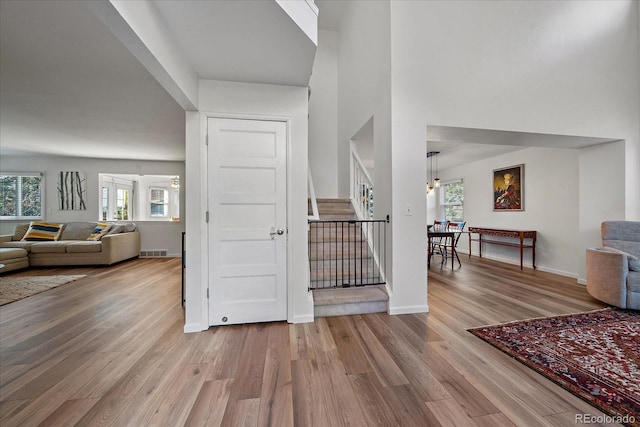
0, 0, 185, 161
152, 1, 316, 87
427, 126, 619, 171
0, 0, 317, 162
1, 1, 618, 168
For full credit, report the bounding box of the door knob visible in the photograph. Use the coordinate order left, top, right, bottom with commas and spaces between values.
270, 227, 285, 239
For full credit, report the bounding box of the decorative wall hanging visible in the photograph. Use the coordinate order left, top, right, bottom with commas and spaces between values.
493, 164, 524, 211
58, 171, 87, 210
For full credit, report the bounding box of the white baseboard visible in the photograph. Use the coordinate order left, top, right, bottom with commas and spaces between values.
535, 265, 578, 279
471, 254, 578, 279
388, 304, 429, 315
289, 314, 314, 324
183, 322, 207, 333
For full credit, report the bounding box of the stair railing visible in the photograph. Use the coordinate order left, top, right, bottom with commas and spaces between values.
348, 144, 387, 285
308, 218, 388, 290
308, 165, 319, 221
350, 145, 374, 220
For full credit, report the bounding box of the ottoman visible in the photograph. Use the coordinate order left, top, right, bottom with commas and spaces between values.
0, 248, 29, 273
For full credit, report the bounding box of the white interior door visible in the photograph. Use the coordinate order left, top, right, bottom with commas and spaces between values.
207, 118, 287, 326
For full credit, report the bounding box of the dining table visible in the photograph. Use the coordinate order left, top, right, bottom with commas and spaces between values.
427, 230, 456, 269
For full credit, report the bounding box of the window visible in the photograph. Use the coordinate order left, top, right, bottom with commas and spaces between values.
442, 180, 464, 222
116, 188, 130, 220
150, 188, 168, 217
101, 187, 109, 221
98, 174, 179, 222
0, 173, 43, 219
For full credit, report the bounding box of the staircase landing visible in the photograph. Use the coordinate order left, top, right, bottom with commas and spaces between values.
312, 285, 388, 318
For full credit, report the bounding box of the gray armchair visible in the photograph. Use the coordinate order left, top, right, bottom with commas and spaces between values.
586, 221, 640, 309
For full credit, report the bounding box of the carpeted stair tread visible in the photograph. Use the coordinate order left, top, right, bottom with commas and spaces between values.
312, 285, 388, 306
309, 198, 358, 220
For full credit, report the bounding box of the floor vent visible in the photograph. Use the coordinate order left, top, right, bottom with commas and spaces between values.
140, 250, 169, 258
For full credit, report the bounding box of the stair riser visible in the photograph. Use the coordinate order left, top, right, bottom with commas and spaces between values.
310, 246, 370, 259
310, 257, 376, 268
310, 270, 381, 282
309, 231, 364, 240
314, 301, 387, 317
311, 199, 352, 208
309, 221, 363, 240
309, 207, 355, 215
310, 280, 385, 289
319, 215, 358, 221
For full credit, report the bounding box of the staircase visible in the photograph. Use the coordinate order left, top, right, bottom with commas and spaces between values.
309, 199, 388, 317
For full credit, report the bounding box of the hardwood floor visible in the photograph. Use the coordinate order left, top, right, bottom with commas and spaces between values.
0, 256, 618, 426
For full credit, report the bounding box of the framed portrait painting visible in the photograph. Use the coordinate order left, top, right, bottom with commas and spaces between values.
493, 164, 524, 211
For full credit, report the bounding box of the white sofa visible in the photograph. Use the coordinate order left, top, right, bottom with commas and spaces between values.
0, 222, 140, 272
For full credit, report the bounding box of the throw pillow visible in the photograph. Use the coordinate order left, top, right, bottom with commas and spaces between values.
87, 223, 112, 241
60, 222, 96, 240
21, 222, 64, 241
105, 224, 125, 235
602, 246, 640, 272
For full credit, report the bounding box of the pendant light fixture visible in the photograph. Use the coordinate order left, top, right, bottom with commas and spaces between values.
170, 176, 180, 189
426, 151, 440, 195
434, 151, 440, 188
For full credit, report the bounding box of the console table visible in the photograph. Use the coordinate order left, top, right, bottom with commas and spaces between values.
468, 227, 536, 270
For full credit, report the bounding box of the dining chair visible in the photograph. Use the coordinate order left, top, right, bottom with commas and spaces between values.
433, 220, 449, 231
429, 220, 450, 266
438, 221, 466, 267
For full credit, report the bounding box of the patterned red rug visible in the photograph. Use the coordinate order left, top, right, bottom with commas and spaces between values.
469, 309, 639, 426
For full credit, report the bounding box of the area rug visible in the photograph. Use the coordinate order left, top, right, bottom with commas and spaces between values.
0, 275, 87, 306
469, 309, 639, 426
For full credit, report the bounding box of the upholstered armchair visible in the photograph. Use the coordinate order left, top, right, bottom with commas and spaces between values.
586, 221, 640, 310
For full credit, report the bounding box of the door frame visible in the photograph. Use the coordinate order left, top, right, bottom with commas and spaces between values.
203, 113, 293, 326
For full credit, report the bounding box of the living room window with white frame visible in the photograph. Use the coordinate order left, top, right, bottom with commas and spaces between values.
101, 187, 109, 221
0, 172, 44, 220
150, 188, 169, 217
441, 179, 464, 222
115, 188, 131, 221
98, 174, 179, 222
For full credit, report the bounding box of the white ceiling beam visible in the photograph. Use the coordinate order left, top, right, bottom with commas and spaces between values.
276, 0, 319, 46
85, 0, 198, 111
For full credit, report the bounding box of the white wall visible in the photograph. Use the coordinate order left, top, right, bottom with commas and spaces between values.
337, 0, 426, 314
184, 79, 312, 333
309, 29, 339, 198
392, 0, 639, 208
578, 140, 627, 282
352, 117, 375, 174
390, 0, 639, 281
0, 155, 185, 255
338, 1, 392, 197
